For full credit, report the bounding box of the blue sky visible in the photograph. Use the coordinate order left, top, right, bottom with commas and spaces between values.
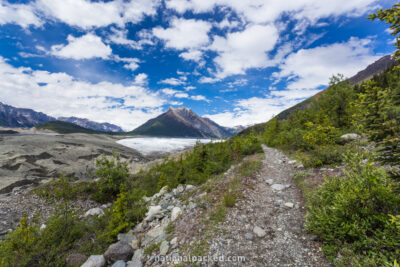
0, 0, 396, 130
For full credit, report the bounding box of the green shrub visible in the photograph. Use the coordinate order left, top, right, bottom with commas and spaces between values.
92, 153, 130, 202
306, 153, 400, 265
223, 192, 236, 207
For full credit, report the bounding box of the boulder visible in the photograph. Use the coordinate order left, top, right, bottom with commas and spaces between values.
340, 133, 361, 143
104, 241, 134, 263
84, 208, 104, 217
253, 226, 266, 238
81, 255, 106, 267
171, 207, 182, 221
185, 184, 195, 191
118, 233, 136, 244
284, 202, 294, 208
144, 205, 162, 222
65, 253, 86, 266
271, 184, 289, 191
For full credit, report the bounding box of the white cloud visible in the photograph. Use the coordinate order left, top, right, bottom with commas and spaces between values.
205, 95, 298, 127
158, 77, 186, 86
174, 92, 189, 98
114, 56, 140, 72
179, 50, 203, 62
153, 17, 212, 50
190, 95, 208, 101
274, 37, 380, 90
107, 27, 154, 50
208, 24, 279, 79
35, 0, 160, 29
0, 57, 165, 131
161, 88, 179, 95
184, 86, 196, 91
215, 18, 240, 30
165, 0, 378, 25
0, 2, 42, 28
51, 33, 112, 60
133, 73, 149, 85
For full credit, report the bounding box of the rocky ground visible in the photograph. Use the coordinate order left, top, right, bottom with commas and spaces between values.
0, 133, 146, 192
78, 145, 330, 267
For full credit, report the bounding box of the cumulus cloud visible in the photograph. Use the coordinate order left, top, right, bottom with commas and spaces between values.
208, 24, 279, 79
0, 57, 165, 130
153, 17, 212, 50
35, 0, 160, 29
51, 33, 112, 60
274, 37, 379, 90
107, 27, 154, 50
179, 50, 203, 62
0, 2, 42, 28
114, 56, 141, 72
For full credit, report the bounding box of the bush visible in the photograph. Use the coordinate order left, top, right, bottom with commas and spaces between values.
92, 153, 130, 202
306, 153, 400, 265
223, 192, 236, 207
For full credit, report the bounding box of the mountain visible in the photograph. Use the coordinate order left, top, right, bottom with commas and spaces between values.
58, 117, 123, 133
0, 102, 56, 128
129, 107, 233, 138
0, 102, 123, 133
276, 54, 395, 120
36, 121, 103, 134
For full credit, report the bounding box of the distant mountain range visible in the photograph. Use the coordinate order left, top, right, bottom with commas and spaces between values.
129, 107, 237, 138
0, 102, 123, 133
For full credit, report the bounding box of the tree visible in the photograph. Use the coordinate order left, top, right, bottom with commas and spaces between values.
369, 3, 400, 61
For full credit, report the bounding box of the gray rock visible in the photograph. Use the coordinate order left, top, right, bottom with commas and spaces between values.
65, 253, 86, 266
171, 207, 182, 221
81, 255, 106, 267
159, 240, 169, 255
111, 260, 126, 267
127, 258, 142, 267
159, 186, 169, 196
133, 249, 144, 260
104, 241, 134, 263
118, 233, 136, 244
265, 179, 274, 185
253, 226, 266, 238
185, 184, 195, 191
84, 207, 104, 217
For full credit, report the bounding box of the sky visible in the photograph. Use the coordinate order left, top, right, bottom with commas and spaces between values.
0, 0, 396, 130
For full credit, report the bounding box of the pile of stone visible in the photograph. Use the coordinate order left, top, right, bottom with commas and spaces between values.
78, 184, 196, 267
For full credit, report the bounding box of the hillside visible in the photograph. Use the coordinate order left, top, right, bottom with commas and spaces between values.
275, 55, 395, 121
58, 117, 123, 133
0, 102, 55, 128
129, 107, 233, 138
36, 121, 103, 134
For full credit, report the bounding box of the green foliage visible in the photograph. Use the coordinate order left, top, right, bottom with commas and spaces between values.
33, 176, 95, 201
369, 3, 400, 61
144, 242, 161, 255
306, 153, 400, 265
136, 134, 262, 197
93, 153, 130, 202
222, 192, 236, 207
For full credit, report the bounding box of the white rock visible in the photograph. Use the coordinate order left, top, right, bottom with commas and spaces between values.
265, 179, 274, 185
340, 133, 361, 142
288, 160, 297, 165
185, 184, 195, 191
81, 255, 106, 267
159, 240, 169, 255
146, 225, 165, 239
170, 237, 178, 246
176, 184, 185, 194
171, 207, 182, 221
40, 224, 46, 230
271, 184, 289, 191
253, 226, 266, 238
84, 208, 104, 217
144, 205, 162, 221
284, 202, 294, 208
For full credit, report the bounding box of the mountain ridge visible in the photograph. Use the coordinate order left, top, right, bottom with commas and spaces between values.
130, 107, 234, 138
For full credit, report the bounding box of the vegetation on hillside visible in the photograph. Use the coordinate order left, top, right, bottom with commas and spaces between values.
37, 121, 104, 134
0, 133, 262, 266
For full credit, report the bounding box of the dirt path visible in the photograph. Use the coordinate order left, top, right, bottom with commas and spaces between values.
207, 145, 329, 266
